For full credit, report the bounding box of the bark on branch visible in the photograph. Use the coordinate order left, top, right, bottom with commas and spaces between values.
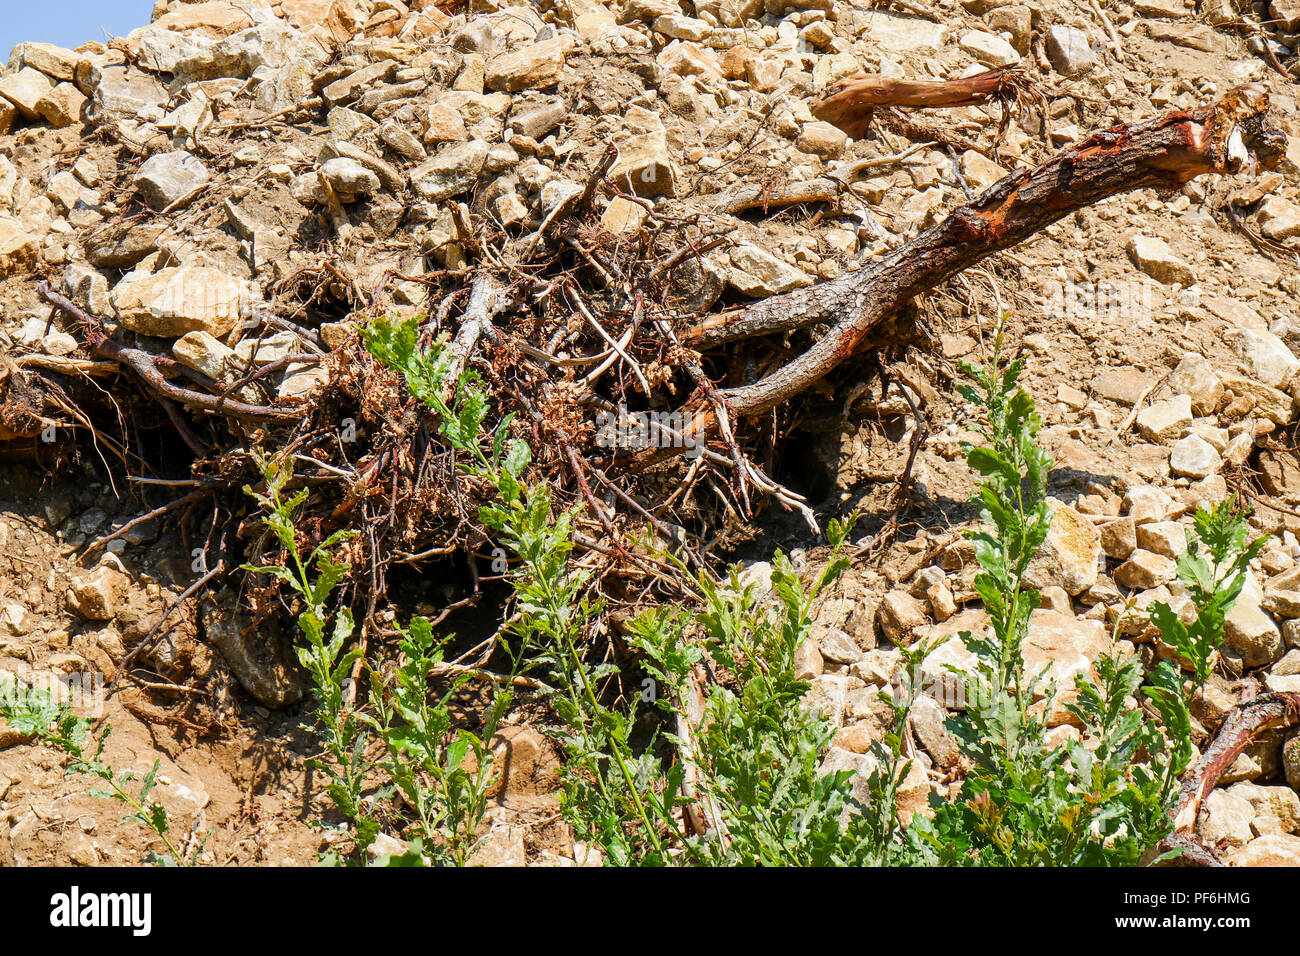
682, 86, 1285, 428
1158, 690, 1300, 866
811, 68, 1029, 139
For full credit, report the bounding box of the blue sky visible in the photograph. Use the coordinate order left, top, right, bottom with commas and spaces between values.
3, 1, 154, 64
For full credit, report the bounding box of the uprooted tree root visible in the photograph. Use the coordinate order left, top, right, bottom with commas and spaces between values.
24, 85, 1289, 737
1156, 690, 1300, 866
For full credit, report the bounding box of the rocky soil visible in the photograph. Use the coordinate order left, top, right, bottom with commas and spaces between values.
1, 0, 1300, 865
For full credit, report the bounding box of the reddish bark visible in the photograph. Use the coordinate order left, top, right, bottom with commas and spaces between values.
683, 86, 1284, 426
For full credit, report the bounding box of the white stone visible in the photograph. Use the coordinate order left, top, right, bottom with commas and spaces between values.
110, 266, 256, 338
958, 30, 1021, 67
319, 158, 380, 202
1135, 394, 1193, 441
1127, 234, 1195, 285
1229, 328, 1300, 389
410, 141, 489, 201
132, 151, 210, 211
728, 244, 813, 296
1169, 433, 1222, 479
1045, 25, 1096, 75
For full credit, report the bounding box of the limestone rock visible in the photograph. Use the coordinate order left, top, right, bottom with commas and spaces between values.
1100, 517, 1137, 560
1169, 352, 1223, 416
610, 107, 680, 198
1023, 610, 1112, 725
87, 222, 166, 269
1225, 600, 1284, 668
958, 30, 1020, 67
1134, 521, 1187, 560
1228, 781, 1300, 836
1257, 196, 1300, 241
410, 141, 489, 201
817, 627, 863, 664
35, 83, 87, 127
67, 565, 130, 621
1114, 550, 1177, 590
1127, 234, 1195, 285
1224, 833, 1300, 866
319, 157, 380, 202
133, 151, 210, 210
378, 122, 427, 162
1201, 787, 1255, 846
859, 11, 948, 52
421, 103, 469, 144
0, 217, 39, 272
1219, 373, 1293, 426
88, 67, 166, 121
0, 67, 55, 118
1023, 500, 1101, 596
879, 590, 927, 646
795, 635, 824, 681
1135, 394, 1193, 442
1229, 328, 1299, 390
959, 150, 1009, 191
727, 244, 812, 296
486, 37, 571, 92
910, 694, 959, 769
796, 121, 847, 158
172, 330, 237, 380
1169, 433, 1222, 479
600, 197, 647, 234
507, 100, 566, 140
8, 41, 81, 81
1284, 734, 1299, 791
1045, 25, 1096, 75
110, 266, 256, 338
322, 61, 397, 107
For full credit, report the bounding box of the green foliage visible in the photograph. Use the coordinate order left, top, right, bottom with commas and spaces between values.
357, 309, 1264, 869
916, 323, 1261, 866
1148, 501, 1265, 687
244, 454, 373, 850
369, 313, 924, 866
664, 517, 929, 866
366, 616, 510, 866
0, 676, 198, 866
244, 448, 505, 865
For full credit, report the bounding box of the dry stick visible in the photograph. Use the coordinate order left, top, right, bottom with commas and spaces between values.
582, 298, 645, 386
427, 661, 552, 691
562, 442, 620, 543
105, 557, 226, 701
676, 667, 730, 846
157, 395, 209, 456
1159, 691, 1300, 865
1087, 0, 1126, 61
81, 485, 215, 559
441, 274, 502, 402
681, 87, 1285, 424
1112, 377, 1163, 440
588, 465, 704, 569
571, 287, 652, 395
577, 143, 618, 215
710, 145, 934, 216
812, 68, 1029, 139
645, 236, 729, 282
